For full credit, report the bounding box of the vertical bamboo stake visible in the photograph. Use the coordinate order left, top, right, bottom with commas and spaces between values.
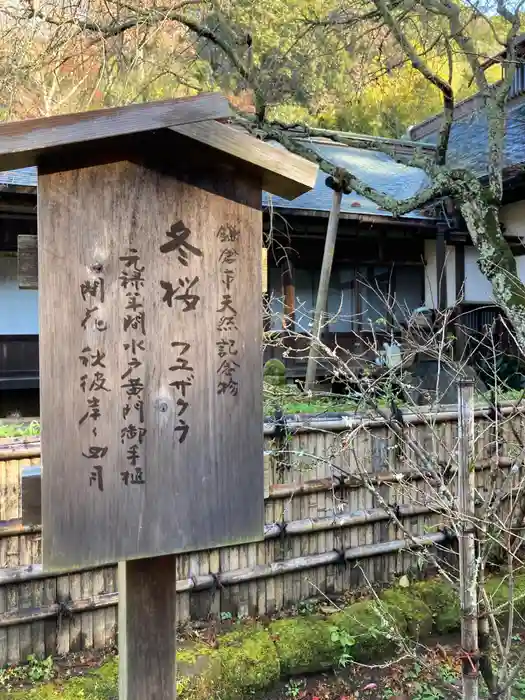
305, 186, 343, 391
458, 379, 479, 700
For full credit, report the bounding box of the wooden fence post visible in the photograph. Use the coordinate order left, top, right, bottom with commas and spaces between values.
457, 378, 479, 700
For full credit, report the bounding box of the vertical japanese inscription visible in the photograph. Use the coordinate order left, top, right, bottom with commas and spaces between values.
216, 225, 240, 397
78, 277, 109, 492
119, 249, 147, 486
160, 221, 203, 442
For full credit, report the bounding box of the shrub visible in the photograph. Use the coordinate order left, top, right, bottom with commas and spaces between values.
269, 617, 337, 675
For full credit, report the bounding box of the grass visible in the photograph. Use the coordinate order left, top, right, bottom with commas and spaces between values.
0, 421, 40, 439
269, 398, 359, 415
1, 388, 524, 434
264, 387, 525, 418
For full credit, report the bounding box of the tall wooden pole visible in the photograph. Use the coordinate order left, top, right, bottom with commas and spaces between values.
457, 378, 479, 700
305, 187, 342, 391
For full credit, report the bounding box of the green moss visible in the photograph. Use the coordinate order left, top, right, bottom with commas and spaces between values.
0, 421, 40, 438
190, 627, 279, 700
263, 360, 286, 387
413, 578, 460, 634
380, 588, 433, 639
269, 617, 337, 675
176, 643, 214, 698
263, 359, 286, 378
6, 657, 118, 699
7, 575, 513, 700
330, 599, 402, 662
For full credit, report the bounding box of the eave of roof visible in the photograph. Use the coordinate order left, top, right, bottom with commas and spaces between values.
0, 129, 439, 224
0, 96, 319, 200
262, 137, 437, 222
410, 98, 525, 178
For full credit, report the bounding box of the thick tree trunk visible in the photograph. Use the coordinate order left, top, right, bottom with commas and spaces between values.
460, 198, 525, 348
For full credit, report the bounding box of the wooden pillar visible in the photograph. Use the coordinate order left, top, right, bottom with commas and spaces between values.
386, 264, 396, 329
281, 257, 295, 332
436, 225, 448, 312
454, 242, 467, 360
119, 554, 178, 700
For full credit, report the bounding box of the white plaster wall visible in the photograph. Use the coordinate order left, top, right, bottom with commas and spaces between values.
0, 255, 39, 334
424, 239, 437, 308
424, 240, 525, 307
452, 245, 525, 305
464, 246, 494, 303
424, 239, 456, 308
517, 255, 525, 283
501, 200, 525, 243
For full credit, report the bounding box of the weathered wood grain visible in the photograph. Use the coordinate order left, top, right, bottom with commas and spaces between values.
39, 159, 265, 570
118, 555, 177, 700
17, 235, 38, 289
0, 576, 5, 666
262, 247, 268, 294
0, 94, 230, 172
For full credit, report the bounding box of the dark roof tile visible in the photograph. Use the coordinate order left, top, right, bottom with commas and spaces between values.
418, 100, 525, 176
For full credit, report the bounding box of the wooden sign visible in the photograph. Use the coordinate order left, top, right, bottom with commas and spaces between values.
39, 161, 265, 570
0, 94, 318, 700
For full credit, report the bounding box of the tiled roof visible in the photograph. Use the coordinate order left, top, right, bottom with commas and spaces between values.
0, 142, 435, 220
416, 100, 525, 176
263, 141, 434, 220
0, 166, 37, 187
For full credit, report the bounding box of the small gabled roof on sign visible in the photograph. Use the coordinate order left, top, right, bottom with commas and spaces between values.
0, 93, 230, 172
172, 120, 318, 200
0, 94, 318, 200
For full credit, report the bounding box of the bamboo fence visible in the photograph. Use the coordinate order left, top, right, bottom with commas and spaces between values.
0, 403, 523, 664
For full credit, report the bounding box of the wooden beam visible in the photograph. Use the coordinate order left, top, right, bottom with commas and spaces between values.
17, 234, 38, 289
170, 120, 318, 200
119, 555, 178, 700
0, 94, 230, 172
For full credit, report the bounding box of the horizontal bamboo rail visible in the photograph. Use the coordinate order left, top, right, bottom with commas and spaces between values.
0, 408, 519, 662
0, 447, 40, 460
0, 592, 118, 628
1, 400, 523, 458
269, 457, 514, 500
0, 503, 434, 585
3, 457, 516, 509
0, 522, 41, 538
263, 402, 524, 436
0, 531, 446, 628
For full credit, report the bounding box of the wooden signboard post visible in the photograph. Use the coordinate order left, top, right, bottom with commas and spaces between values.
1, 94, 317, 699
